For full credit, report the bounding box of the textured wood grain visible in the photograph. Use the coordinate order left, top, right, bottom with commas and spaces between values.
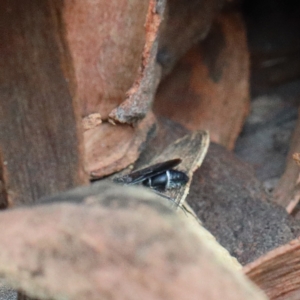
244, 238, 300, 299
0, 0, 88, 206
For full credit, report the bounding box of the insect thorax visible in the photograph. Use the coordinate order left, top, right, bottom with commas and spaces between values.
143, 170, 189, 190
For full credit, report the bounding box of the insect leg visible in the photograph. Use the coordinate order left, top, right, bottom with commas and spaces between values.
150, 189, 178, 206
151, 189, 201, 224
150, 189, 188, 215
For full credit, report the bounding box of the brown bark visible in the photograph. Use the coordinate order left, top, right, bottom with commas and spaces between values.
0, 182, 266, 300
0, 0, 88, 207
68, 0, 167, 176
154, 11, 250, 150
0, 1, 258, 298
108, 0, 165, 124
0, 0, 167, 207
157, 0, 224, 75
64, 0, 150, 120
244, 238, 300, 300
85, 112, 157, 178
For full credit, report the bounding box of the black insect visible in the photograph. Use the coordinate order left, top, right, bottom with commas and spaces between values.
114, 158, 189, 191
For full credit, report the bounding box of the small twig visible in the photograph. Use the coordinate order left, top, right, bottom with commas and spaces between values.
286, 194, 300, 214
285, 154, 300, 214
293, 153, 300, 166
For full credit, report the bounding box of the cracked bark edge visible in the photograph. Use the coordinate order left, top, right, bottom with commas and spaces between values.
108, 0, 166, 124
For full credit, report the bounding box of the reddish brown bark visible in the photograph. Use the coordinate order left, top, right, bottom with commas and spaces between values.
0, 183, 266, 300
154, 12, 250, 150
0, 0, 168, 208
244, 238, 300, 300
108, 0, 165, 124
157, 0, 224, 75
0, 0, 88, 206
85, 112, 157, 178
68, 0, 167, 176
64, 0, 149, 120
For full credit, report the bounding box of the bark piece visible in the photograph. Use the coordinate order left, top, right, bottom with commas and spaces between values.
274, 109, 300, 213
67, 0, 167, 178
108, 0, 166, 124
155, 12, 250, 149
157, 0, 223, 75
244, 238, 300, 300
0, 0, 88, 206
0, 182, 266, 300
64, 0, 153, 120
136, 117, 191, 164
85, 112, 157, 179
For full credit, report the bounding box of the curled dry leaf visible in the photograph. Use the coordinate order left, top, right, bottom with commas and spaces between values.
0, 1, 90, 206
189, 142, 300, 265
0, 182, 267, 300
